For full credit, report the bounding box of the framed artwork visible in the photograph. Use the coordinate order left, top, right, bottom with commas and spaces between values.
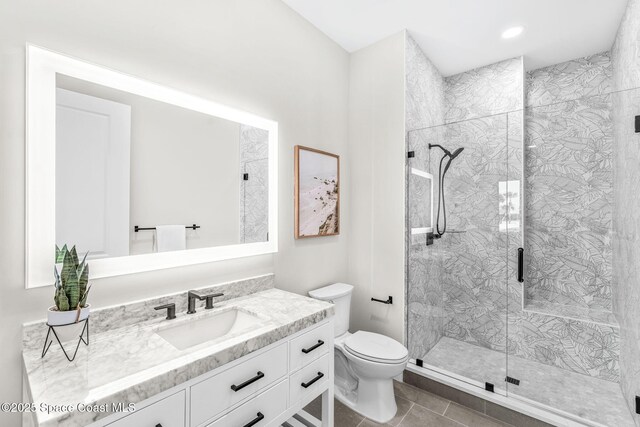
294, 145, 340, 238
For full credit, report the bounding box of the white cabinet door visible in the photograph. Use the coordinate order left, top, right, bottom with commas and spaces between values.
107, 391, 185, 427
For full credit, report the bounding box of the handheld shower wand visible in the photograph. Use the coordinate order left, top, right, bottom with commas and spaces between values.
428, 144, 464, 237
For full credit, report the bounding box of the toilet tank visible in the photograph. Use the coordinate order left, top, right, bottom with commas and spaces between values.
308, 283, 354, 337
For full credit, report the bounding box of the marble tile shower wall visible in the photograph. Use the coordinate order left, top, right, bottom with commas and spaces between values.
516, 53, 621, 382
525, 52, 614, 311
611, 0, 640, 422
444, 58, 523, 123
405, 33, 447, 358
434, 58, 523, 353
437, 115, 510, 351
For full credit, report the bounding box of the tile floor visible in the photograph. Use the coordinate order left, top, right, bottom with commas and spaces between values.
304, 380, 516, 427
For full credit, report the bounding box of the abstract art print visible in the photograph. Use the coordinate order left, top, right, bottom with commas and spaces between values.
294, 146, 340, 238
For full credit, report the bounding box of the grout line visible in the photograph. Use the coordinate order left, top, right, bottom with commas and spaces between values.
441, 414, 467, 427
395, 402, 414, 426
442, 400, 517, 427
440, 403, 487, 427
443, 401, 451, 416
410, 400, 467, 425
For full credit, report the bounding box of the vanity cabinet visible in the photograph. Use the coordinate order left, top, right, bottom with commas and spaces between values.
101, 318, 334, 427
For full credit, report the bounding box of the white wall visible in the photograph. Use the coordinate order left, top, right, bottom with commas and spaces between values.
347, 31, 406, 343
0, 1, 349, 425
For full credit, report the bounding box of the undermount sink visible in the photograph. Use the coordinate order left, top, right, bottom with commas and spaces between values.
156, 308, 262, 350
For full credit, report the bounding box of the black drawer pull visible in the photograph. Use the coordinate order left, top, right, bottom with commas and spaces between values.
301, 372, 324, 388
302, 340, 325, 354
230, 371, 264, 392
243, 412, 265, 427
155, 424, 162, 427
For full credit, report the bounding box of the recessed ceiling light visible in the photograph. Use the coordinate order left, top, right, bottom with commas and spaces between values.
502, 26, 524, 39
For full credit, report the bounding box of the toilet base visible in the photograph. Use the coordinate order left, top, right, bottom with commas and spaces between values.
334, 376, 398, 423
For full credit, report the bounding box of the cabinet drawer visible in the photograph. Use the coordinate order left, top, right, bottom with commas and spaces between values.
190, 342, 287, 426
289, 353, 330, 406
206, 379, 288, 427
107, 390, 185, 427
289, 322, 331, 372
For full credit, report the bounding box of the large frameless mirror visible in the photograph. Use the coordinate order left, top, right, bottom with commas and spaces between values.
26, 45, 278, 288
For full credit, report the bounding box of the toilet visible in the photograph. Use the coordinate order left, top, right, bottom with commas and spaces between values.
309, 283, 408, 423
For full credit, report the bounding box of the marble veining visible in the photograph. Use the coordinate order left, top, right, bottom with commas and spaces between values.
444, 57, 523, 123
23, 287, 333, 427
512, 310, 620, 382
525, 94, 614, 311
405, 33, 445, 132
526, 52, 613, 107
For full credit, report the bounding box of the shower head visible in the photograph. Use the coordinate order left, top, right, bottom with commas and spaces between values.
442, 147, 464, 175
450, 147, 464, 160
428, 144, 464, 160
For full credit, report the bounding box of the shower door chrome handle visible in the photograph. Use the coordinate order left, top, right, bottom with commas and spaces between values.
517, 248, 524, 283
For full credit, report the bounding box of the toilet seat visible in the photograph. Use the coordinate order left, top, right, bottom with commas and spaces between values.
344, 331, 408, 364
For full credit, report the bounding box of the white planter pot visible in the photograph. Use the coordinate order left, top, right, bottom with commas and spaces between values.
47, 304, 90, 343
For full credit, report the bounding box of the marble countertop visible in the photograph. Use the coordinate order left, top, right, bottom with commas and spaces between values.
22, 288, 334, 427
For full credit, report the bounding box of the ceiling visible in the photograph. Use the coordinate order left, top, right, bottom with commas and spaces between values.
281, 0, 629, 76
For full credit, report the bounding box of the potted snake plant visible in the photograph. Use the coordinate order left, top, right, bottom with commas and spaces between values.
49, 245, 91, 331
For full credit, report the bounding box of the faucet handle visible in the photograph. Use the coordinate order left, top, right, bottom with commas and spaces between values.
204, 293, 224, 309
154, 303, 176, 320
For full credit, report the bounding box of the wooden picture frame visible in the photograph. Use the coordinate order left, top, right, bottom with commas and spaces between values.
294, 145, 340, 238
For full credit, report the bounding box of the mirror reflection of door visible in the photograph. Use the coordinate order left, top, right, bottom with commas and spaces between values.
55, 88, 131, 259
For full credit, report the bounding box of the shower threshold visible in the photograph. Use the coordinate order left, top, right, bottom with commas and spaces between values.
412, 337, 635, 427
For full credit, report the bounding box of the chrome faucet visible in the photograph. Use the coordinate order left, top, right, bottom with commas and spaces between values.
187, 290, 224, 314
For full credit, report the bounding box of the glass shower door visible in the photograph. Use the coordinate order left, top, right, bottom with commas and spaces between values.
406, 113, 510, 394
504, 90, 637, 426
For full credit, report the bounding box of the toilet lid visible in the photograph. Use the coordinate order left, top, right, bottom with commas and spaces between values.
344, 331, 408, 363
